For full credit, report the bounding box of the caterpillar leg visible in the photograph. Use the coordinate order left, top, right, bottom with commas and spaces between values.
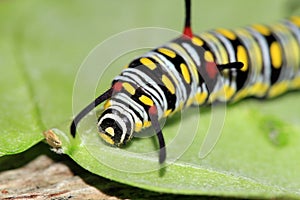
149, 105, 166, 164
217, 62, 244, 71
70, 88, 113, 137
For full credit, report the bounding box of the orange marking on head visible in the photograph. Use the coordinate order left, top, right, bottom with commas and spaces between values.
206, 62, 218, 79
149, 105, 157, 115
112, 82, 123, 92
183, 27, 193, 38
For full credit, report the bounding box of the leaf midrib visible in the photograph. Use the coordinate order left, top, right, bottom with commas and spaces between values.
12, 19, 46, 134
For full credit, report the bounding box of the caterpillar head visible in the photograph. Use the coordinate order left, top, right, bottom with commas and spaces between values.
97, 109, 133, 146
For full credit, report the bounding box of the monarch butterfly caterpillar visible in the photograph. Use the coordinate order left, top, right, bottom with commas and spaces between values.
71, 0, 300, 164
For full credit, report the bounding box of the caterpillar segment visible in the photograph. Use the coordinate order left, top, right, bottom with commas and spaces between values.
70, 0, 300, 163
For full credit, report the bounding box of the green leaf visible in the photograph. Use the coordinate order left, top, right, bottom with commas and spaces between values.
0, 3, 45, 155
52, 92, 300, 198
1, 0, 300, 198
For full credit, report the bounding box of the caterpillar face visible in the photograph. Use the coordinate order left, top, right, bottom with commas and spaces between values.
97, 108, 133, 146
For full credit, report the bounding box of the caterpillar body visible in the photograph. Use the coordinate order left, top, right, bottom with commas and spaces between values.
71, 0, 300, 163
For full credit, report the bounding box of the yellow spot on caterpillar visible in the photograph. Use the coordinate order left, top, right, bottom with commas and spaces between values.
192, 37, 204, 46
104, 100, 111, 109
178, 102, 184, 110
291, 16, 300, 27
194, 92, 208, 104
204, 51, 214, 62
162, 75, 175, 94
105, 127, 115, 137
186, 98, 194, 107
237, 45, 248, 71
217, 28, 236, 40
291, 77, 300, 89
191, 64, 199, 82
135, 122, 143, 132
270, 42, 282, 69
201, 32, 229, 64
158, 48, 176, 58
173, 102, 184, 113
250, 82, 269, 97
164, 109, 172, 117
208, 93, 217, 103
268, 82, 288, 98
122, 82, 135, 95
123, 64, 129, 69
180, 63, 191, 84
139, 95, 153, 106
212, 85, 235, 101
99, 133, 114, 145
143, 121, 151, 127
252, 24, 270, 35
140, 57, 156, 70
233, 89, 249, 101
224, 85, 235, 100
